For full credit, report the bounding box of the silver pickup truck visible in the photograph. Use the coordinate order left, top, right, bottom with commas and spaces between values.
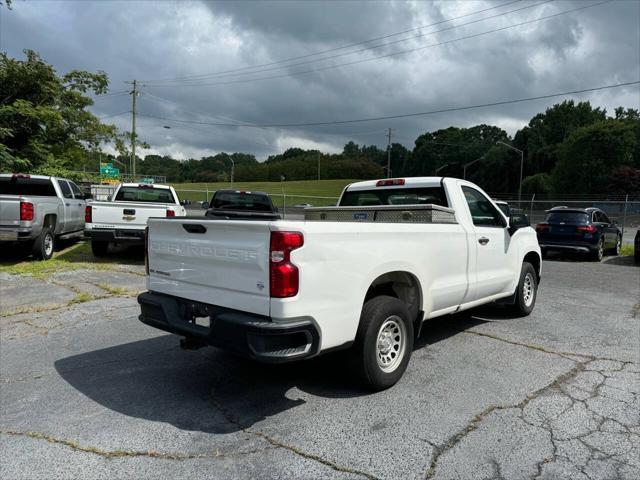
0, 174, 89, 260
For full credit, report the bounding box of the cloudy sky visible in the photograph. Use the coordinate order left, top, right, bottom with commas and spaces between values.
2, 0, 639, 160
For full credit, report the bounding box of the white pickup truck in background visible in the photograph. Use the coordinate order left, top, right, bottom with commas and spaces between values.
85, 183, 186, 256
138, 177, 541, 389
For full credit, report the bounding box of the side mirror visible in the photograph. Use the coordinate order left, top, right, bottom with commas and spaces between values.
508, 213, 530, 235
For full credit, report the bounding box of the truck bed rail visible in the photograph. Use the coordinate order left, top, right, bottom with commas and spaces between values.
303, 204, 457, 224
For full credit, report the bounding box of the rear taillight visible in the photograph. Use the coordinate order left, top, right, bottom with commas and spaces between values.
535, 223, 549, 233
20, 202, 34, 221
166, 209, 175, 217
144, 226, 149, 275
85, 206, 92, 223
376, 178, 405, 187
576, 225, 598, 234
270, 231, 304, 298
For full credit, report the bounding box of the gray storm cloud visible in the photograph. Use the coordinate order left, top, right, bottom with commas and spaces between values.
3, 0, 639, 160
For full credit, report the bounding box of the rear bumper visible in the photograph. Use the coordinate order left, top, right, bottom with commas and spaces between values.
0, 227, 37, 242
85, 228, 145, 244
539, 242, 596, 253
137, 292, 320, 363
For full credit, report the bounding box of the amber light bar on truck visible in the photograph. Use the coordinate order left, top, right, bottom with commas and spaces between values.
270, 231, 304, 298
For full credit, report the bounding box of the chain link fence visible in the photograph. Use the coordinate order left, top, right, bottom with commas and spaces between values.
175, 188, 639, 244
492, 194, 640, 244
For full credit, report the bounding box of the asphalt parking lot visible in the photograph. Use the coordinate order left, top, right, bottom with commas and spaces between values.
1, 248, 638, 480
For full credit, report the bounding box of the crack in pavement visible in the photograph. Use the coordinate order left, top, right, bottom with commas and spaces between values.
422, 331, 639, 480
209, 386, 381, 480
0, 429, 277, 461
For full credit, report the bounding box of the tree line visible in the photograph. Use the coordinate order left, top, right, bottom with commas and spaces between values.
1, 50, 638, 195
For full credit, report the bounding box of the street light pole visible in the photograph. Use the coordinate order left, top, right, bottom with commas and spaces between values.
435, 163, 450, 176
463, 157, 484, 180
497, 141, 524, 206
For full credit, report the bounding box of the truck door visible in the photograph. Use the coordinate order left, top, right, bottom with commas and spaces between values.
461, 186, 515, 301
57, 180, 76, 233
68, 181, 87, 231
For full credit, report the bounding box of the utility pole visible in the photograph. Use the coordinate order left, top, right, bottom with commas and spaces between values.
230, 159, 235, 187
386, 128, 394, 178
129, 79, 138, 180
317, 152, 320, 181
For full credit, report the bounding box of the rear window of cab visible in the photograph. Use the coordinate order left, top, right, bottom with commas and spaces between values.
339, 187, 448, 207
0, 177, 57, 196
115, 186, 176, 203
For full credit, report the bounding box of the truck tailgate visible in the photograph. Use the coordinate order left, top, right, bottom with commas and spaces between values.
147, 218, 272, 316
90, 201, 169, 229
0, 195, 20, 227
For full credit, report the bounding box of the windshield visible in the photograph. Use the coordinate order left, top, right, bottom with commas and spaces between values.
114, 186, 176, 203
212, 192, 274, 212
545, 211, 589, 224
339, 187, 448, 207
0, 177, 57, 196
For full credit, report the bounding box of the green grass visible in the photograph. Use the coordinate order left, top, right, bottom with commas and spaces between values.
620, 244, 634, 256
0, 241, 143, 279
171, 179, 355, 206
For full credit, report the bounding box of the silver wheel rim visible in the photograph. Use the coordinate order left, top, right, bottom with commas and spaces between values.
616, 238, 621, 255
598, 241, 603, 260
376, 316, 406, 373
44, 234, 53, 256
523, 273, 534, 307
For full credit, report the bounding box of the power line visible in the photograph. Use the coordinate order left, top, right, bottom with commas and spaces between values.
98, 110, 130, 119
137, 80, 640, 128
140, 0, 525, 84
145, 0, 609, 88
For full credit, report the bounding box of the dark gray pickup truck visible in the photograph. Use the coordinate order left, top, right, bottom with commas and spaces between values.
0, 174, 89, 259
205, 189, 280, 221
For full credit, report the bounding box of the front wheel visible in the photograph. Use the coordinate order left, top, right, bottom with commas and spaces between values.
32, 228, 55, 261
510, 262, 538, 317
613, 235, 621, 256
351, 295, 414, 391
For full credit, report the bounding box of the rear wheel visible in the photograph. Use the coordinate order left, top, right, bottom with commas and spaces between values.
32, 228, 54, 261
591, 238, 604, 262
510, 262, 537, 317
351, 295, 414, 390
91, 240, 109, 257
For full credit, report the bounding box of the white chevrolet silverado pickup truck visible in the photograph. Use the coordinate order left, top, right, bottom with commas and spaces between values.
138, 177, 541, 389
85, 183, 186, 256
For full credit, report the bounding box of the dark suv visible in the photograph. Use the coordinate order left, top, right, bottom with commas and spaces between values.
536, 207, 622, 261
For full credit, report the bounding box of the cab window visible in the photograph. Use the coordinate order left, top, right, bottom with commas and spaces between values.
59, 181, 74, 199
69, 182, 84, 199
462, 186, 506, 227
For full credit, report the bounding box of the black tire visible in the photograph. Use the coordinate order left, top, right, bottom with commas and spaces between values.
612, 235, 622, 256
510, 262, 538, 317
32, 227, 55, 261
591, 238, 604, 262
91, 240, 109, 257
350, 295, 414, 391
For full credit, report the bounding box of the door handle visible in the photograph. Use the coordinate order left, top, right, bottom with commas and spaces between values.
65, 203, 70, 206
478, 237, 490, 245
